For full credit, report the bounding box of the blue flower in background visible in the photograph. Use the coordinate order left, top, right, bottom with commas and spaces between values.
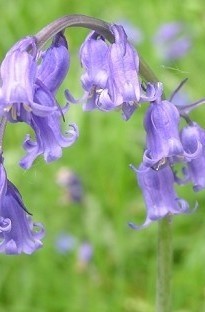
153, 22, 191, 62
55, 233, 76, 254
56, 167, 83, 203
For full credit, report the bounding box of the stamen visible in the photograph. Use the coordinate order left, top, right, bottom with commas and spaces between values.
11, 107, 17, 120
23, 103, 32, 112
152, 157, 168, 171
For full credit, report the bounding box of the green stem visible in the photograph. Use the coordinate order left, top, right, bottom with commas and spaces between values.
34, 14, 158, 83
156, 217, 172, 312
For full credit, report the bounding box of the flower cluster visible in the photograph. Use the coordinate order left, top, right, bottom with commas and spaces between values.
67, 24, 158, 120
0, 32, 78, 254
129, 84, 204, 229
0, 15, 201, 254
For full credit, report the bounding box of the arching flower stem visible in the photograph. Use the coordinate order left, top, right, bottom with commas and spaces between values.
35, 14, 159, 83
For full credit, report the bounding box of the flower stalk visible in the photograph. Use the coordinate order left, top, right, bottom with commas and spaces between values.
35, 14, 158, 83
157, 217, 172, 312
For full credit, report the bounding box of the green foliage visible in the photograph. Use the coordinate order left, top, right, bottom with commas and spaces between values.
1, 0, 205, 311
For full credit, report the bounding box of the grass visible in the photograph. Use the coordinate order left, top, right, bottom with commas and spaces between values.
0, 0, 205, 311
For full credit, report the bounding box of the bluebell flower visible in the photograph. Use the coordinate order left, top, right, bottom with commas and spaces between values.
37, 32, 70, 94
79, 25, 141, 112
180, 123, 205, 191
143, 83, 184, 167
16, 33, 78, 169
19, 112, 78, 169
56, 167, 83, 203
129, 163, 190, 229
0, 159, 44, 254
0, 33, 78, 169
0, 36, 55, 121
76, 241, 93, 271
78, 242, 93, 262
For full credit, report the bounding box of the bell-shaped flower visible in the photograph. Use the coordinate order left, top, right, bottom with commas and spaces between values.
20, 115, 78, 169
0, 32, 71, 124
0, 159, 44, 254
180, 123, 205, 191
98, 25, 141, 110
0, 36, 56, 121
143, 84, 184, 166
18, 34, 78, 169
129, 163, 190, 229
37, 32, 70, 94
79, 31, 109, 110
79, 24, 141, 112
19, 87, 78, 169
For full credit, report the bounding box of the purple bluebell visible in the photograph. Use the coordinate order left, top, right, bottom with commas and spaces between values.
18, 34, 78, 169
0, 36, 55, 121
143, 83, 184, 166
79, 31, 109, 111
79, 24, 141, 112
129, 163, 190, 229
180, 123, 205, 191
19, 114, 78, 169
0, 159, 44, 254
0, 33, 78, 169
153, 22, 191, 62
37, 32, 69, 94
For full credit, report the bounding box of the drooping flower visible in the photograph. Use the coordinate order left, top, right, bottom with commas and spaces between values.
0, 36, 55, 121
19, 113, 78, 169
180, 123, 205, 191
18, 33, 78, 169
0, 158, 44, 254
79, 24, 141, 112
143, 83, 184, 166
79, 31, 109, 111
37, 32, 70, 94
129, 163, 190, 229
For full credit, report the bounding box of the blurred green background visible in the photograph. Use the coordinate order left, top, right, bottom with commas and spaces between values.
0, 0, 205, 311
